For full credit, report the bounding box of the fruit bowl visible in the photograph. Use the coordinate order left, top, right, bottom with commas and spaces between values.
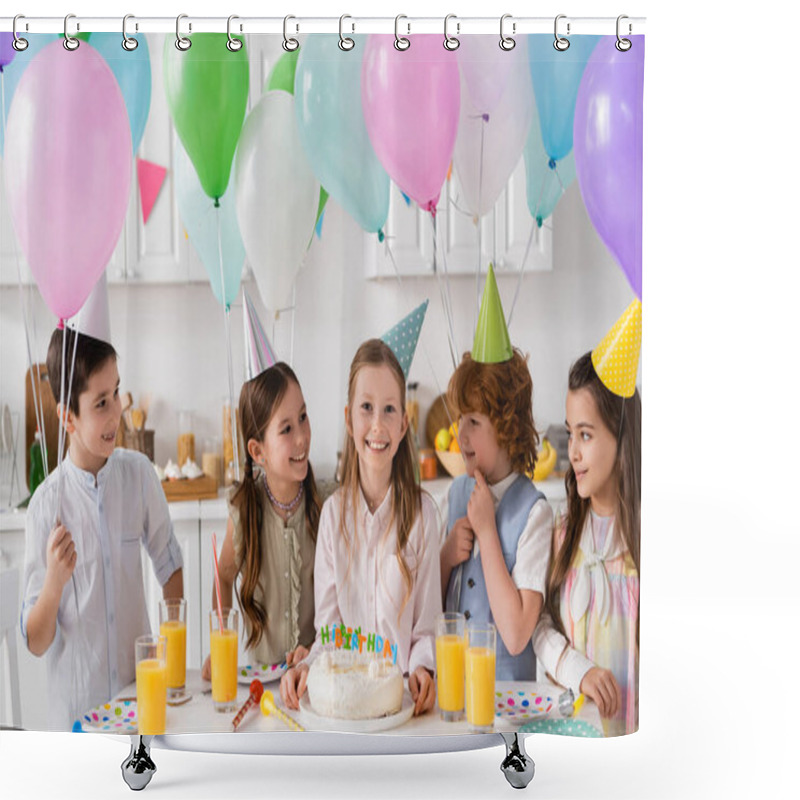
436, 449, 466, 477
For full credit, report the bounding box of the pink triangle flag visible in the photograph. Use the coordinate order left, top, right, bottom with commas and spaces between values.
137, 158, 167, 224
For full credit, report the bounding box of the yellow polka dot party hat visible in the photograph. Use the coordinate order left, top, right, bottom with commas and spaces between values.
591, 298, 642, 398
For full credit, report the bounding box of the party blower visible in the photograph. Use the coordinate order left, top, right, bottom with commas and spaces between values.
1, 13, 645, 795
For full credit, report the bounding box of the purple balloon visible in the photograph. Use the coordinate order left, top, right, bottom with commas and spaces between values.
0, 32, 16, 69
573, 36, 644, 299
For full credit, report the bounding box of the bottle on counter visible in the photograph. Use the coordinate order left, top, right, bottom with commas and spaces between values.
406, 382, 419, 447
29, 430, 45, 496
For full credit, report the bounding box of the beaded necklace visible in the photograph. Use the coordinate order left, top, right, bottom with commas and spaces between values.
264, 475, 304, 514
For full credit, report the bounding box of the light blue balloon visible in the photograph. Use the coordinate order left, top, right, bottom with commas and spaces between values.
175, 142, 245, 309
294, 35, 389, 233
89, 33, 151, 154
0, 33, 60, 156
527, 34, 600, 162
523, 98, 576, 225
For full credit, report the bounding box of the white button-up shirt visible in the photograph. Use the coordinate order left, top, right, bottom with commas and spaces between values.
21, 449, 183, 729
309, 486, 443, 675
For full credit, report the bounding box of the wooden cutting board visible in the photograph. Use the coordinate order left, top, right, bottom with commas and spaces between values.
161, 475, 219, 502
25, 364, 60, 483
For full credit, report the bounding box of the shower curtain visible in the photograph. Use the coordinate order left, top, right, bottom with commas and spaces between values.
0, 19, 644, 741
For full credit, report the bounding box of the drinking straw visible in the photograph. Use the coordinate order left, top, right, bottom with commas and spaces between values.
211, 531, 224, 632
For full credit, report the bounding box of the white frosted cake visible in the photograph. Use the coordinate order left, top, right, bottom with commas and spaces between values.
306, 650, 404, 720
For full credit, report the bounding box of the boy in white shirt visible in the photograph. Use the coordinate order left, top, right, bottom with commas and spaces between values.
21, 325, 183, 729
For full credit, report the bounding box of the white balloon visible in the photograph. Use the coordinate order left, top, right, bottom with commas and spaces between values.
456, 33, 525, 114
453, 38, 533, 218
235, 91, 319, 312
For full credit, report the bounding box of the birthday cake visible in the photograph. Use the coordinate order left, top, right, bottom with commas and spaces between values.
306, 650, 404, 720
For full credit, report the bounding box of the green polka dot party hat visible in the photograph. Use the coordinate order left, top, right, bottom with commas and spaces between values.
380, 299, 428, 380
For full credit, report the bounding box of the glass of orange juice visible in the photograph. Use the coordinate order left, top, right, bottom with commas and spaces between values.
135, 634, 167, 735
465, 624, 496, 732
159, 598, 187, 700
435, 612, 466, 721
209, 608, 239, 712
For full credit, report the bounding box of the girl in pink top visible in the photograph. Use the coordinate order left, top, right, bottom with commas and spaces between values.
281, 339, 440, 716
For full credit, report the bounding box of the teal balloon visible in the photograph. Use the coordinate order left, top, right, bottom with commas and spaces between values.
294, 35, 389, 233
89, 34, 152, 154
0, 33, 60, 156
527, 34, 600, 161
175, 142, 245, 309
523, 98, 576, 225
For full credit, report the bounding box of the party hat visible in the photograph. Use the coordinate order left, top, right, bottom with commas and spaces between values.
591, 298, 642, 398
381, 300, 428, 380
68, 272, 111, 344
243, 289, 278, 380
472, 264, 512, 363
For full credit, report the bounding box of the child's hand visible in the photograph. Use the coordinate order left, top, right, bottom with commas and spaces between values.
201, 655, 211, 681
443, 516, 474, 568
408, 666, 435, 716
45, 524, 77, 591
285, 645, 309, 667
580, 667, 621, 719
467, 469, 497, 544
280, 663, 309, 711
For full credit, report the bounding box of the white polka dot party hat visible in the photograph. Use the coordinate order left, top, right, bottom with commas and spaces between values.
243, 289, 278, 380
591, 298, 642, 398
67, 271, 111, 345
380, 299, 428, 380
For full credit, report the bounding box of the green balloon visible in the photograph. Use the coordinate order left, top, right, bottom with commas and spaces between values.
316, 187, 328, 227
265, 49, 299, 94
164, 33, 249, 201
60, 32, 92, 43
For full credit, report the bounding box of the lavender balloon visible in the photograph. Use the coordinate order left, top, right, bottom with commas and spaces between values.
573, 36, 645, 299
0, 32, 15, 69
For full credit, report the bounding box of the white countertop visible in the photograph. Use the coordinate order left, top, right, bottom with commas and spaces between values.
0, 475, 566, 533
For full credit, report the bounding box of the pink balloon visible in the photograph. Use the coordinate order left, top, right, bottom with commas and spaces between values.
4, 41, 132, 321
362, 35, 460, 214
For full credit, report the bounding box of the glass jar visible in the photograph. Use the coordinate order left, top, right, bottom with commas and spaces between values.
177, 410, 195, 468
406, 382, 419, 446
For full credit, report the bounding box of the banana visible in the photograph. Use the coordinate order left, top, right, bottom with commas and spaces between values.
531, 438, 558, 482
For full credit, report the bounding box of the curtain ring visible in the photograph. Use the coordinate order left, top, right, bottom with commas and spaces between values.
394, 15, 410, 51
227, 15, 243, 51
616, 15, 632, 51
122, 14, 138, 51
499, 14, 516, 51
339, 15, 355, 51
443, 14, 459, 51
63, 13, 80, 51
175, 14, 191, 51
554, 14, 570, 51
283, 15, 299, 51
12, 15, 29, 51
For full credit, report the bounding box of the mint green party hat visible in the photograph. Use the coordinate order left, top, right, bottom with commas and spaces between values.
381, 300, 428, 379
472, 264, 512, 363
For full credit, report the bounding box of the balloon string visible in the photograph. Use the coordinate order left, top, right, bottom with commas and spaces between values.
1, 71, 49, 481
383, 238, 465, 467
217, 205, 240, 482
507, 162, 566, 329
289, 280, 296, 368
430, 214, 459, 371
475, 115, 487, 334
55, 321, 80, 525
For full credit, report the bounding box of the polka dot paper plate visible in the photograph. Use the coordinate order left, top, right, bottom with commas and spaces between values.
238, 662, 288, 684
494, 689, 554, 724
80, 700, 137, 733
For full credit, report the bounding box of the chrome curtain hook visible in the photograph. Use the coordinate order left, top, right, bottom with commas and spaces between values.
283, 15, 299, 52
12, 14, 29, 51
616, 14, 632, 51
63, 13, 80, 51
175, 14, 191, 51
227, 15, 243, 51
394, 15, 410, 51
339, 14, 355, 51
499, 14, 516, 51
554, 14, 570, 51
443, 14, 460, 51
122, 14, 139, 51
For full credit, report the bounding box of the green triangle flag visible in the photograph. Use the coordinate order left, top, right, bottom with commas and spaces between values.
472, 264, 512, 363
381, 300, 428, 380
